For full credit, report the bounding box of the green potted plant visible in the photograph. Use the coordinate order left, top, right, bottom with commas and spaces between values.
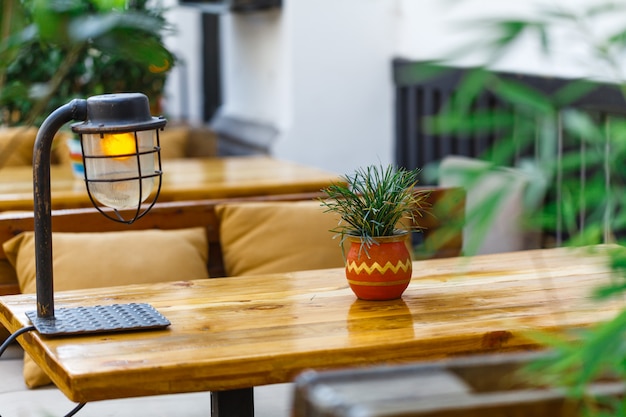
0, 0, 175, 169
320, 164, 428, 300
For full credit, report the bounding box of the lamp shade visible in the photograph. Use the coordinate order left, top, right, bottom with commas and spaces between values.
71, 93, 166, 133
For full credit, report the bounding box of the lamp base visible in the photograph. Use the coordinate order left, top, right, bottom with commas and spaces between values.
26, 303, 170, 337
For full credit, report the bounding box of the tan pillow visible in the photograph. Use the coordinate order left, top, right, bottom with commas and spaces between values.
0, 258, 18, 290
3, 227, 209, 388
0, 126, 37, 166
50, 131, 80, 166
215, 201, 345, 276
158, 125, 190, 159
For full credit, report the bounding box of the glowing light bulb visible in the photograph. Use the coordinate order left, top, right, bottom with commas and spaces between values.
101, 133, 136, 160
82, 130, 157, 210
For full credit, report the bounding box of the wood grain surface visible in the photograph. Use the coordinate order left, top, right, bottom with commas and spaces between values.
0, 246, 622, 403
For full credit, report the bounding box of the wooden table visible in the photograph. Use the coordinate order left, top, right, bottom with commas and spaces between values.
0, 156, 341, 211
0, 246, 624, 416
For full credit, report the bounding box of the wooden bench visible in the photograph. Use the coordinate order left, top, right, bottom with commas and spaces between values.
0, 186, 465, 295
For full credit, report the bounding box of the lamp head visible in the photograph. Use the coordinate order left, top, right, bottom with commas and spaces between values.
71, 93, 166, 223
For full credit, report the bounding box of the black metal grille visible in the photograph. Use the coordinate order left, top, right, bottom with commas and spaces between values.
393, 59, 626, 183
393, 60, 626, 244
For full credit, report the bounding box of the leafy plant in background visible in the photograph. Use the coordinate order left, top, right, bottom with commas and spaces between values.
0, 0, 175, 127
422, 1, 626, 414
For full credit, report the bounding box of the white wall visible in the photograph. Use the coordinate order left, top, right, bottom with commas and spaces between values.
218, 0, 398, 175
395, 0, 626, 81
220, 10, 288, 128
162, 1, 204, 123
275, 0, 397, 175
164, 0, 623, 173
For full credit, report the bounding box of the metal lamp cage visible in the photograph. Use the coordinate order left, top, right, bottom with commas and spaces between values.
71, 94, 166, 224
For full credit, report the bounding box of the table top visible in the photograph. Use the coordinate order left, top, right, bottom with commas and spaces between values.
0, 156, 341, 211
0, 246, 623, 403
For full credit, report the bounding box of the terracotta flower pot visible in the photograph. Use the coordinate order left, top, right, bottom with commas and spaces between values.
345, 233, 412, 300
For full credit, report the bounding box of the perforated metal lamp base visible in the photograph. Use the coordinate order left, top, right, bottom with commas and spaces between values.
26, 303, 170, 337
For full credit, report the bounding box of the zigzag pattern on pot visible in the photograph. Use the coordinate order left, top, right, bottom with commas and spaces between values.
346, 258, 412, 275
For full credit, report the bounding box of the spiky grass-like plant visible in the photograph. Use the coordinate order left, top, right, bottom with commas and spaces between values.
320, 164, 428, 252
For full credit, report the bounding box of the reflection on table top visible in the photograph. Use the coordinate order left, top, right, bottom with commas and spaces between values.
0, 246, 623, 403
0, 156, 342, 211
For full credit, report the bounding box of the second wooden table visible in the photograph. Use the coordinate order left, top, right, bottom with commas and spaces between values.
0, 156, 342, 211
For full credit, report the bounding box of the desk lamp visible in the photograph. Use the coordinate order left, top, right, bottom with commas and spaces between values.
28, 93, 171, 336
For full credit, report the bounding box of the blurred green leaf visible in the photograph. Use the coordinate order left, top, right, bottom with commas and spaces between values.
428, 6, 626, 411
585, 1, 626, 17
491, 77, 554, 114
424, 109, 516, 135
576, 308, 626, 385
93, 33, 174, 73
0, 24, 37, 66
594, 281, 626, 299
475, 18, 551, 62
446, 68, 493, 114
538, 24, 550, 54
552, 80, 600, 107
0, 80, 29, 102
68, 11, 169, 42
485, 19, 547, 50
30, 0, 88, 44
562, 110, 607, 144
394, 60, 455, 86
92, 0, 126, 11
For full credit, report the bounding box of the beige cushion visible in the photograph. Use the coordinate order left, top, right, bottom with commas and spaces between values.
3, 228, 209, 388
51, 131, 79, 166
215, 201, 345, 276
0, 127, 37, 166
158, 126, 190, 159
439, 155, 547, 255
0, 259, 18, 290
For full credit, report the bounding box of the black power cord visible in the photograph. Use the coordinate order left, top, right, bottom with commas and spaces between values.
0, 325, 35, 356
0, 326, 87, 417
64, 402, 86, 417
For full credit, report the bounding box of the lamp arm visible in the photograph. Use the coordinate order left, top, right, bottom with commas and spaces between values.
33, 99, 88, 319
